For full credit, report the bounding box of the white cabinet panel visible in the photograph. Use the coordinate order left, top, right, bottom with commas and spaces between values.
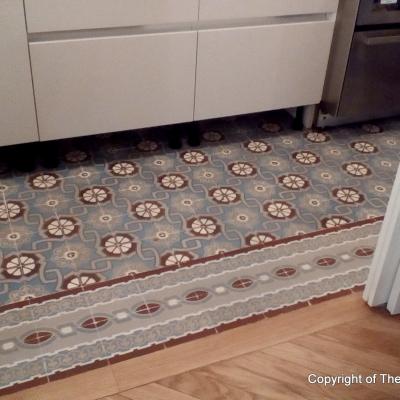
194, 21, 335, 120
30, 32, 197, 140
25, 0, 199, 33
199, 0, 338, 21
0, 0, 38, 146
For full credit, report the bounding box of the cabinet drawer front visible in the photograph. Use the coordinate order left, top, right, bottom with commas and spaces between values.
30, 32, 197, 140
194, 21, 335, 120
0, 0, 38, 146
25, 0, 199, 33
199, 0, 338, 21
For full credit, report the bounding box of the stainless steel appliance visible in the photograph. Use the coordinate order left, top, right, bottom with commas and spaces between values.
318, 0, 400, 126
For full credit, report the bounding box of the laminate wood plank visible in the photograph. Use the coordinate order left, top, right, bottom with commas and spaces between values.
2, 366, 119, 400
261, 343, 396, 399
292, 332, 400, 376
111, 293, 370, 391
199, 355, 332, 400
156, 307, 400, 400
121, 383, 200, 400
159, 370, 267, 400
157, 313, 400, 400
315, 320, 400, 358
347, 310, 400, 335
160, 319, 400, 400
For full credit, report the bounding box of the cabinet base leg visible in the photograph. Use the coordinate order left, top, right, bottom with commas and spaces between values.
12, 143, 37, 173
292, 106, 304, 131
167, 125, 183, 150
0, 147, 11, 175
40, 141, 60, 169
302, 104, 319, 130
187, 122, 201, 147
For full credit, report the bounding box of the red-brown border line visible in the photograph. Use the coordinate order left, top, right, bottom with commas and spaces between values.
0, 216, 383, 314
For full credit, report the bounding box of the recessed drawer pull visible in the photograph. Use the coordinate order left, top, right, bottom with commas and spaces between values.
28, 14, 330, 43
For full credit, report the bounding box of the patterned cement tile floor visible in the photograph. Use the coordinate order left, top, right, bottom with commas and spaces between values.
0, 111, 399, 306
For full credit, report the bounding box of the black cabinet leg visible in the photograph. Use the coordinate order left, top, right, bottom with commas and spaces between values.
292, 106, 304, 131
0, 147, 11, 175
187, 122, 201, 147
40, 141, 60, 169
11, 143, 37, 173
167, 125, 183, 150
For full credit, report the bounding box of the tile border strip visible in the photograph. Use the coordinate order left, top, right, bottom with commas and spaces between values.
0, 286, 362, 397
1, 265, 369, 389
0, 216, 383, 314
0, 218, 380, 330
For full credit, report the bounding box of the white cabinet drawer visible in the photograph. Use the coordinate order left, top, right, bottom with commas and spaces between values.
194, 21, 335, 120
0, 0, 38, 146
30, 32, 197, 140
25, 0, 199, 33
199, 0, 338, 21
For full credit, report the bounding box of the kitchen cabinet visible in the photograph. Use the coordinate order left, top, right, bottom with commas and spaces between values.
195, 0, 338, 120
0, 0, 339, 145
30, 32, 197, 140
0, 0, 38, 146
25, 0, 199, 33
194, 19, 336, 120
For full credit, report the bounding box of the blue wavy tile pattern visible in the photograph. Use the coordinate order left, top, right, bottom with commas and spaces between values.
0, 112, 399, 305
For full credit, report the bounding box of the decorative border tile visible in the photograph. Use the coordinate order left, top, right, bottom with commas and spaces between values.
0, 218, 380, 394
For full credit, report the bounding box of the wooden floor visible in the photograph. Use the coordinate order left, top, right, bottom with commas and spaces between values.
6, 293, 400, 400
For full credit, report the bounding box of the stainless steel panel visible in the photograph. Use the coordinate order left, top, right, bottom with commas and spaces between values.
320, 0, 360, 116
357, 0, 400, 26
338, 29, 400, 119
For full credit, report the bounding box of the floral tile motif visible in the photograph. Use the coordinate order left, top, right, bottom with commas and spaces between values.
0, 112, 399, 306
